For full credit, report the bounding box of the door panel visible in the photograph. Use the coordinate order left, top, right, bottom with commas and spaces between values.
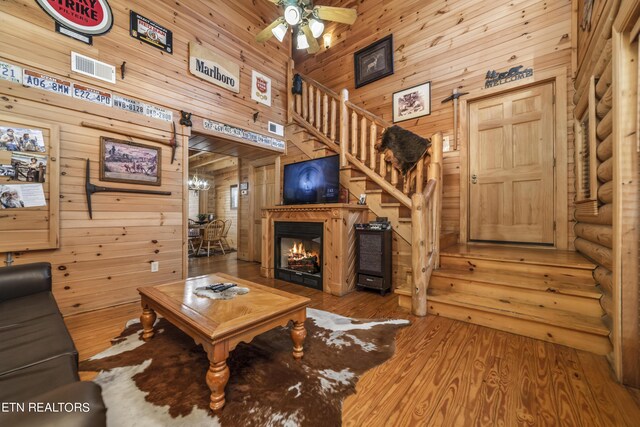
469, 83, 555, 244
252, 164, 276, 261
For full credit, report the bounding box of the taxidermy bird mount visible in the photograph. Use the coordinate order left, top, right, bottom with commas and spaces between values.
256, 0, 357, 54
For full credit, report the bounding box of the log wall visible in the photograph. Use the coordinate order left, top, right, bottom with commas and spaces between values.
571, 0, 618, 363
294, 0, 576, 245
0, 0, 288, 315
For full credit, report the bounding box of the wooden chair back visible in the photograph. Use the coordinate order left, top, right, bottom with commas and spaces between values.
204, 219, 224, 241
222, 219, 232, 237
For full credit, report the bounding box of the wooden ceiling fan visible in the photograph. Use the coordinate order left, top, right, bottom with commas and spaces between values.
256, 0, 357, 54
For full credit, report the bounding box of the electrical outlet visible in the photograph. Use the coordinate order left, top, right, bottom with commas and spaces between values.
150, 261, 159, 272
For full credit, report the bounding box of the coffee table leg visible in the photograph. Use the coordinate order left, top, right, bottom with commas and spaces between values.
140, 305, 156, 341
206, 359, 230, 411
291, 320, 307, 360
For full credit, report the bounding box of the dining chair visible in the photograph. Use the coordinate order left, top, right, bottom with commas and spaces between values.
203, 219, 226, 256
221, 219, 232, 250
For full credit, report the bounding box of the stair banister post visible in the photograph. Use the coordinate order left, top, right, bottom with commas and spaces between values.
411, 191, 429, 316
428, 132, 444, 268
340, 88, 350, 168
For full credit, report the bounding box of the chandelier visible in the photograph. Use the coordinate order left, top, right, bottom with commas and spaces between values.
188, 172, 210, 191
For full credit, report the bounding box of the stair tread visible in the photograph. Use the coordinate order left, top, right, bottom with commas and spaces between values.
380, 202, 402, 207
432, 268, 601, 299
427, 292, 608, 336
349, 176, 368, 182
365, 189, 384, 194
394, 285, 411, 296
441, 244, 596, 270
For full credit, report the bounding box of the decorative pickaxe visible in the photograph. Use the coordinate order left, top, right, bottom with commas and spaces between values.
442, 88, 469, 151
85, 159, 172, 219
169, 121, 178, 164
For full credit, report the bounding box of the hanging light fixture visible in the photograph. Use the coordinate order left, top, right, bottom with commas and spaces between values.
271, 20, 288, 42
309, 18, 324, 38
296, 29, 309, 50
284, 4, 303, 26
188, 171, 210, 191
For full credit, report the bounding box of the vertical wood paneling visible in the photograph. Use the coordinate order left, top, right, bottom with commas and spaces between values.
0, 0, 287, 315
295, 0, 575, 242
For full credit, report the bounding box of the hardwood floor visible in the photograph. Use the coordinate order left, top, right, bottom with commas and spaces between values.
64, 253, 640, 426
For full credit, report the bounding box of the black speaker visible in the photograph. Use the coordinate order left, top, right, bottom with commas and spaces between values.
355, 228, 392, 295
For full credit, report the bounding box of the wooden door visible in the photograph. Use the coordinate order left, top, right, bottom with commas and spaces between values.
252, 164, 276, 261
469, 83, 555, 244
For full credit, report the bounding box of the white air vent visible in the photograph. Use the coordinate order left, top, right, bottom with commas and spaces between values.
71, 52, 116, 84
268, 121, 284, 137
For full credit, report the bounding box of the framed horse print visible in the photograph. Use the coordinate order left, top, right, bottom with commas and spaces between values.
100, 137, 161, 186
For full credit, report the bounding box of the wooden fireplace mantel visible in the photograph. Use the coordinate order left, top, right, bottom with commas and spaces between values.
261, 204, 368, 296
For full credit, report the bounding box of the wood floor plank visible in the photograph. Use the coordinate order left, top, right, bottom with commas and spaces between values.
60, 254, 640, 426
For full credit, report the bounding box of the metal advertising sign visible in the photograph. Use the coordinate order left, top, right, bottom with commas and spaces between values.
35, 0, 113, 36
251, 70, 272, 107
130, 11, 173, 54
485, 65, 534, 89
203, 119, 285, 152
189, 42, 240, 93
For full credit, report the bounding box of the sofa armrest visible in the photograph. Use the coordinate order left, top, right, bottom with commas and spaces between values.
0, 263, 52, 302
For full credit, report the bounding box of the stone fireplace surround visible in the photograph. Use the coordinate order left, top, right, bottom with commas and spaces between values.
261, 204, 368, 296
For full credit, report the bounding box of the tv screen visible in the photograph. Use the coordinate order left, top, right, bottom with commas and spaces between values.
283, 155, 340, 205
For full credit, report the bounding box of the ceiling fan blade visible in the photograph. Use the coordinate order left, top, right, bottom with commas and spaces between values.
255, 18, 283, 43
314, 6, 357, 25
302, 24, 320, 54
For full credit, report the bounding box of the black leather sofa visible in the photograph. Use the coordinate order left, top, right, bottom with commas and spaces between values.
0, 263, 107, 426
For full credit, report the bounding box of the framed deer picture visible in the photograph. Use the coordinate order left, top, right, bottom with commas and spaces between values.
100, 137, 161, 186
354, 35, 394, 88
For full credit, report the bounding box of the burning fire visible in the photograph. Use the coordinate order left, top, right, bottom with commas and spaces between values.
288, 242, 311, 259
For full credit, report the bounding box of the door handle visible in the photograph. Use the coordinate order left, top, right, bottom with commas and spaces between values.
471, 174, 478, 184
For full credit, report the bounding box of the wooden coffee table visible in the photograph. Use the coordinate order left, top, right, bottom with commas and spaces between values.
137, 273, 310, 411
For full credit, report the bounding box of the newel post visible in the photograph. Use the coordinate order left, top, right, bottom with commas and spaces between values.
339, 88, 349, 168
411, 191, 429, 316
429, 132, 443, 267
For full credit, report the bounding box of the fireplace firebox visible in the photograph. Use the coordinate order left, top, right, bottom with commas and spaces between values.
274, 222, 323, 290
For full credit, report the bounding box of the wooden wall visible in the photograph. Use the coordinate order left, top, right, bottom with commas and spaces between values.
294, 0, 576, 245
571, 0, 618, 372
211, 167, 239, 248
0, 0, 288, 316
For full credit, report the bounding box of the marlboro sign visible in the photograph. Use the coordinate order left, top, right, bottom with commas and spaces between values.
251, 70, 272, 107
189, 42, 240, 93
35, 0, 113, 36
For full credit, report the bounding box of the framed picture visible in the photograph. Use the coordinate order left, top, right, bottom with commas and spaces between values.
354, 35, 394, 88
100, 137, 161, 186
230, 185, 238, 210
0, 126, 46, 152
392, 82, 431, 123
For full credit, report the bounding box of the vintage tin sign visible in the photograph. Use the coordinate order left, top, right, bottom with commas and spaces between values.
130, 11, 173, 54
22, 70, 72, 96
73, 84, 112, 107
251, 70, 272, 106
35, 0, 113, 36
203, 119, 285, 152
0, 61, 22, 84
189, 42, 240, 93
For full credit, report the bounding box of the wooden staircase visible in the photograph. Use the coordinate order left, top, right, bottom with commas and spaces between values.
287, 72, 610, 355
396, 244, 611, 354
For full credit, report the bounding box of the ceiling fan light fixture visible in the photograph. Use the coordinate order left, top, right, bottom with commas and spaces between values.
284, 5, 302, 25
272, 21, 288, 42
296, 30, 310, 50
309, 18, 324, 38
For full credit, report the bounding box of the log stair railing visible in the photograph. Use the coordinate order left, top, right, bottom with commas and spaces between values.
290, 73, 443, 316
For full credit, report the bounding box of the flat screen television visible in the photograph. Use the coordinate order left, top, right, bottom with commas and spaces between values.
283, 155, 340, 205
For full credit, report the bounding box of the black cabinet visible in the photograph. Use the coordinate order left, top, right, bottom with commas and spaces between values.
355, 228, 392, 295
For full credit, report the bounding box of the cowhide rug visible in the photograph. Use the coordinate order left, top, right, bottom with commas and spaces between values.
80, 309, 409, 426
